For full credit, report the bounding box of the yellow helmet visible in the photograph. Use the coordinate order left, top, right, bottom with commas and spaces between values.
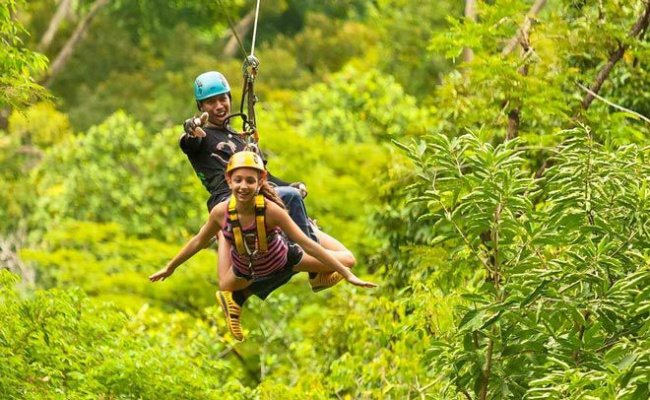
226, 151, 266, 175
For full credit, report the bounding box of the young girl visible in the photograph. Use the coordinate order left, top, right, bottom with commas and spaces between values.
149, 151, 376, 340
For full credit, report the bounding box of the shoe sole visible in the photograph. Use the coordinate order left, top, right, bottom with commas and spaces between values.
216, 292, 243, 341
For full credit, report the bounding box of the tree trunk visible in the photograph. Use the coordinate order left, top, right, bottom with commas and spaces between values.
502, 0, 547, 56
0, 237, 34, 286
43, 0, 112, 87
506, 27, 532, 140
462, 0, 478, 63
222, 10, 255, 58
38, 0, 74, 52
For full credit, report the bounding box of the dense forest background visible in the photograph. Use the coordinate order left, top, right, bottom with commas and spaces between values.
2, 0, 649, 398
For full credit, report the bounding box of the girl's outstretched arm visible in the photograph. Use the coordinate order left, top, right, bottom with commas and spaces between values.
267, 202, 376, 289
149, 204, 225, 282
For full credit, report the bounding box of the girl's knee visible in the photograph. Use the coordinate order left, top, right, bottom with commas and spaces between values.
342, 251, 356, 269
219, 276, 236, 291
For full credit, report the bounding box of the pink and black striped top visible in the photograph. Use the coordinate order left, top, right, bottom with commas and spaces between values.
222, 213, 289, 278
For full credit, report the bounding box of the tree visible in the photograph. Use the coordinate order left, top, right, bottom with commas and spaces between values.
0, 269, 255, 398
393, 126, 649, 397
0, 0, 49, 110
427, 0, 649, 144
30, 112, 205, 240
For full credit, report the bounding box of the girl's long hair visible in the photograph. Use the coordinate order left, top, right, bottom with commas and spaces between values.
259, 180, 287, 210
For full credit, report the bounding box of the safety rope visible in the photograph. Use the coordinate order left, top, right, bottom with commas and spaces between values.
218, 0, 263, 152
216, 0, 248, 59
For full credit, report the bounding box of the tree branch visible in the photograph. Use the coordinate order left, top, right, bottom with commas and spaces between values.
43, 0, 112, 87
38, 0, 74, 52
222, 10, 255, 58
478, 337, 494, 400
581, 2, 650, 110
502, 0, 548, 56
459, 388, 472, 400
572, 311, 592, 363
576, 82, 650, 124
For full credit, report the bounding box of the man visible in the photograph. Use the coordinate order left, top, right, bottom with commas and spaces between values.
181, 71, 314, 239
180, 71, 345, 339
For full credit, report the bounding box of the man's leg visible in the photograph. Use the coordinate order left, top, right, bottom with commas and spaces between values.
274, 186, 319, 242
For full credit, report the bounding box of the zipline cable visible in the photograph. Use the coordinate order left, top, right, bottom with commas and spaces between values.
250, 0, 261, 56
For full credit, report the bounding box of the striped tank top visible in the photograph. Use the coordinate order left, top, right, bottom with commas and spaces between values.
222, 212, 289, 278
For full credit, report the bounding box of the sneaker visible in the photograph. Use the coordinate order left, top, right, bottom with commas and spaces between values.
216, 291, 243, 341
309, 271, 343, 293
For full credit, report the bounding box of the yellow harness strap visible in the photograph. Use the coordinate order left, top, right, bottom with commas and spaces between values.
227, 194, 268, 254
228, 195, 246, 255
254, 195, 267, 252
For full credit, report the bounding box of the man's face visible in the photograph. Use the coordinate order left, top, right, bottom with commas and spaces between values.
200, 93, 231, 126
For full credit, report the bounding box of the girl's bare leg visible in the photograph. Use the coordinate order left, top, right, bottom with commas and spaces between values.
317, 230, 356, 267
294, 231, 356, 273
215, 233, 249, 341
217, 233, 252, 291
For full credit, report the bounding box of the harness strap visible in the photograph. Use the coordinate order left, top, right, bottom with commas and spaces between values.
254, 194, 267, 252
227, 194, 268, 255
228, 195, 247, 255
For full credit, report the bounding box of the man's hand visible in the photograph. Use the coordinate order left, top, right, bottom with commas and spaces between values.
290, 182, 308, 199
183, 112, 209, 138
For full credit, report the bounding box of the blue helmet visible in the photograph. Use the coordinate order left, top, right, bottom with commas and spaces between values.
194, 71, 231, 101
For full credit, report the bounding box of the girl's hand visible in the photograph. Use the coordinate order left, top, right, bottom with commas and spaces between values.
149, 266, 175, 282
345, 273, 377, 289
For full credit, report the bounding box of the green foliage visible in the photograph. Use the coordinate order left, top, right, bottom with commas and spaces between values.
30, 111, 205, 240
0, 0, 49, 108
0, 131, 37, 234
20, 221, 217, 313
255, 103, 393, 262
298, 65, 431, 143
0, 270, 254, 398
5, 1, 650, 398
272, 13, 377, 78
367, 0, 457, 97
427, 0, 649, 143
393, 126, 650, 397
50, 21, 204, 132
256, 0, 369, 40
0, 103, 70, 234
9, 102, 72, 147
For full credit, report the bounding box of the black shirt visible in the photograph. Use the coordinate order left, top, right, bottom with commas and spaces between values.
179, 125, 289, 203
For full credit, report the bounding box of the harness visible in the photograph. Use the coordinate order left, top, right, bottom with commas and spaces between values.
227, 194, 268, 278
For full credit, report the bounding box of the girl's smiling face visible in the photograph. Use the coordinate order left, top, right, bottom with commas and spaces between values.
227, 167, 261, 203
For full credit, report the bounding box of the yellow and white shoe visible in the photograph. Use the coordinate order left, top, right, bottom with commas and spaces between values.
216, 291, 244, 341
309, 271, 343, 293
